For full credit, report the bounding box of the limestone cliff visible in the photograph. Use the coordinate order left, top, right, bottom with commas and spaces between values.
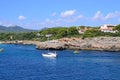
2, 37, 120, 51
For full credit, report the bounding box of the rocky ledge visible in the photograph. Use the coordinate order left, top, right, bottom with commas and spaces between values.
36, 37, 120, 51
1, 40, 40, 45
1, 37, 120, 51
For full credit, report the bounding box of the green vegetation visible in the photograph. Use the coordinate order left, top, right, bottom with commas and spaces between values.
0, 27, 79, 41
0, 32, 38, 41
1, 24, 120, 41
39, 27, 79, 41
115, 24, 120, 31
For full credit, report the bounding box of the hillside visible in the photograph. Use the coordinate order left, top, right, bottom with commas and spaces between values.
0, 25, 36, 33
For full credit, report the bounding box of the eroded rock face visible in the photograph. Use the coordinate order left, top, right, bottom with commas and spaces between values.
36, 41, 66, 50
86, 37, 120, 51
36, 37, 120, 51
1, 37, 120, 51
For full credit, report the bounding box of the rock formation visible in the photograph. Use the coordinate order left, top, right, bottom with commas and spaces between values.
36, 37, 120, 51
1, 37, 120, 51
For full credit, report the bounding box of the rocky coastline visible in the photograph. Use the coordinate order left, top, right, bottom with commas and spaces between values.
1, 37, 120, 51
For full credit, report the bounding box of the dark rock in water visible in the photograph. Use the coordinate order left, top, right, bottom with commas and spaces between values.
74, 50, 79, 54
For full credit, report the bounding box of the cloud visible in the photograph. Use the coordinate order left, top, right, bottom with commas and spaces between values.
62, 15, 83, 23
0, 10, 83, 29
77, 15, 83, 19
16, 11, 120, 29
60, 10, 76, 18
18, 15, 26, 20
37, 14, 84, 28
37, 10, 84, 28
92, 11, 104, 21
51, 12, 56, 16
45, 18, 50, 22
0, 22, 2, 25
2, 10, 120, 30
92, 11, 120, 21
105, 11, 120, 20
38, 18, 57, 28
118, 18, 120, 22
0, 20, 15, 27
59, 10, 83, 23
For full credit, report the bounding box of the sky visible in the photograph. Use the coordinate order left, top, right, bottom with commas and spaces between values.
0, 0, 120, 30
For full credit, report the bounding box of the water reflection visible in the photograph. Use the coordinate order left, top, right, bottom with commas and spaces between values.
77, 57, 120, 63
43, 57, 57, 66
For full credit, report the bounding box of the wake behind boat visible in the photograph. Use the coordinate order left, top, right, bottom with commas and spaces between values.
42, 52, 57, 58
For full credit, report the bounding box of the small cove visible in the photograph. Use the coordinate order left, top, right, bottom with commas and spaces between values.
0, 44, 120, 80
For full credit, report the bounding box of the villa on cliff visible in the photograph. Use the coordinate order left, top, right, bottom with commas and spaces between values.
77, 24, 118, 34
100, 24, 117, 33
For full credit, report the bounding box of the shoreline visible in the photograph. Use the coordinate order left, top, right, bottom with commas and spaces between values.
1, 37, 120, 52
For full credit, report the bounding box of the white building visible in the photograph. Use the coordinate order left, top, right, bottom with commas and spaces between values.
100, 24, 117, 33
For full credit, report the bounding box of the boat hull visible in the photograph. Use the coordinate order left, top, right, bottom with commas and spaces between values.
42, 53, 57, 58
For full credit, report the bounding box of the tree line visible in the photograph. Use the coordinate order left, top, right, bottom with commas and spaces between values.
0, 24, 120, 41
0, 27, 79, 41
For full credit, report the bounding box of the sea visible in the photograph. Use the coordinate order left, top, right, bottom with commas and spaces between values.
0, 44, 120, 80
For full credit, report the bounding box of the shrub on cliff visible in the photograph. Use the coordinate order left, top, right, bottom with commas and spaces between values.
38, 27, 79, 41
115, 24, 120, 31
82, 29, 101, 38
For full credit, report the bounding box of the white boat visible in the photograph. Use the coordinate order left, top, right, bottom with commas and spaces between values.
42, 34, 57, 58
42, 52, 57, 58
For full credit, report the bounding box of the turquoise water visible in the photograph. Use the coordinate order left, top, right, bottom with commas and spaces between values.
0, 44, 120, 80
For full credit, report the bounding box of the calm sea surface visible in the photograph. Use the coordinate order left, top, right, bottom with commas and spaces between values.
0, 44, 120, 80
